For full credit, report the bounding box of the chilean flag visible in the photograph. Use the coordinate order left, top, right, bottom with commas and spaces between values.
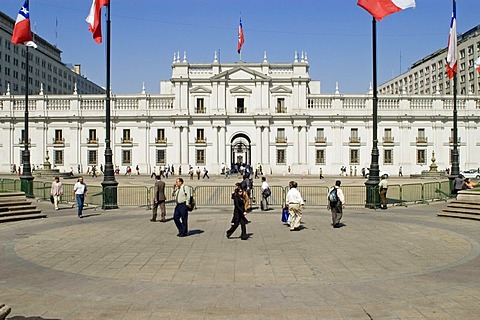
11, 0, 37, 48
446, 0, 457, 79
237, 18, 245, 54
357, 0, 416, 21
86, 0, 109, 44
475, 57, 480, 73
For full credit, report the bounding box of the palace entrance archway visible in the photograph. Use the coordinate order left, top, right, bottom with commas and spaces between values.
230, 133, 252, 171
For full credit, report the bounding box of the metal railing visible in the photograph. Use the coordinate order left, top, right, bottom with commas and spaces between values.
0, 178, 453, 210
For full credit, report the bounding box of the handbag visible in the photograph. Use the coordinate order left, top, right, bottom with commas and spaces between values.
50, 195, 54, 204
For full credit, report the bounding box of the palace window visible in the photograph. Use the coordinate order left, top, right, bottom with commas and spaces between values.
276, 149, 286, 164
315, 128, 325, 143
276, 128, 286, 143
417, 128, 426, 143
196, 129, 205, 143
384, 149, 393, 165
196, 98, 205, 113
87, 150, 97, 166
315, 149, 326, 165
88, 129, 97, 143
350, 128, 360, 143
54, 129, 63, 143
156, 129, 166, 143
236, 98, 245, 113
196, 149, 205, 165
417, 149, 426, 165
156, 149, 166, 165
122, 150, 132, 165
122, 129, 131, 143
276, 98, 286, 113
349, 149, 359, 165
383, 128, 393, 143
54, 150, 64, 165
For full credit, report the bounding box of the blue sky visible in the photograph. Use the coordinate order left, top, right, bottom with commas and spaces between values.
2, 0, 479, 94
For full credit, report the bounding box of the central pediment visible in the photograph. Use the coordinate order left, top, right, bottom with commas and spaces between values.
210, 66, 271, 81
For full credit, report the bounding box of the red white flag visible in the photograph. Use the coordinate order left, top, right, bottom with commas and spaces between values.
357, 0, 416, 21
475, 57, 480, 73
446, 0, 457, 79
11, 0, 37, 48
237, 18, 244, 54
86, 0, 109, 44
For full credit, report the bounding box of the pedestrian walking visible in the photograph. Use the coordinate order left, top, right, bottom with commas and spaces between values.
196, 167, 201, 180
319, 167, 324, 179
378, 175, 389, 210
328, 180, 345, 228
226, 188, 248, 240
50, 176, 63, 210
399, 166, 403, 177
136, 165, 140, 175
172, 178, 192, 237
260, 176, 270, 211
151, 174, 166, 222
189, 166, 194, 180
72, 177, 87, 218
285, 181, 304, 231
202, 167, 210, 179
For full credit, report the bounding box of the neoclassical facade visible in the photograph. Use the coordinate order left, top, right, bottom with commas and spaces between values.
0, 53, 479, 176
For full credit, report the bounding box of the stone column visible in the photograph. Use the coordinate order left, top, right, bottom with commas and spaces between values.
293, 126, 300, 164
219, 126, 226, 165
263, 127, 270, 166
180, 126, 189, 166
256, 126, 262, 165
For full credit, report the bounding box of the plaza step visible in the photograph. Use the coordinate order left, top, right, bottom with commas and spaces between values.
438, 191, 480, 221
0, 192, 46, 223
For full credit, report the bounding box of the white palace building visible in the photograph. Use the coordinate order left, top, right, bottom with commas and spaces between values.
0, 51, 479, 176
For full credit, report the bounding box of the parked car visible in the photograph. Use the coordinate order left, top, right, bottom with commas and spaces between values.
460, 170, 480, 179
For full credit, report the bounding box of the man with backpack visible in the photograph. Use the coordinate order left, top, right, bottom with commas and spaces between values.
328, 180, 345, 228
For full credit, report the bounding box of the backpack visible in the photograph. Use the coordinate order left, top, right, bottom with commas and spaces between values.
263, 187, 271, 198
328, 187, 338, 203
184, 186, 195, 211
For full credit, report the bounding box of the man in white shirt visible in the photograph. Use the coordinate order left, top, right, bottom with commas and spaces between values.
285, 181, 304, 231
172, 178, 192, 237
72, 177, 87, 218
328, 180, 345, 228
378, 175, 389, 210
260, 177, 270, 211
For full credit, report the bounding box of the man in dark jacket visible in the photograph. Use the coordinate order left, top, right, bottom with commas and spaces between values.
151, 174, 166, 222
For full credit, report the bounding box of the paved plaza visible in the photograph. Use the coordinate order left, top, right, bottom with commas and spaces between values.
1, 174, 480, 319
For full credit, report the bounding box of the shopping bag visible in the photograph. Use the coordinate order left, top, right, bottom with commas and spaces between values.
281, 207, 289, 223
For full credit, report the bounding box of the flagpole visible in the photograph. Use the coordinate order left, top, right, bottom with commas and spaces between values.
449, 0, 460, 189
365, 17, 380, 209
101, 1, 118, 209
20, 45, 34, 198
451, 73, 459, 177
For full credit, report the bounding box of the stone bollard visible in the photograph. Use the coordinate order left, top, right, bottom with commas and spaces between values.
0, 304, 11, 320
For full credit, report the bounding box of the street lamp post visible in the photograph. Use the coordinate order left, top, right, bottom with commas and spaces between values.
20, 46, 34, 198
100, 3, 118, 209
365, 18, 380, 209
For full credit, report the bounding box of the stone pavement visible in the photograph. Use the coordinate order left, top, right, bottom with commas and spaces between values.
2, 196, 480, 319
